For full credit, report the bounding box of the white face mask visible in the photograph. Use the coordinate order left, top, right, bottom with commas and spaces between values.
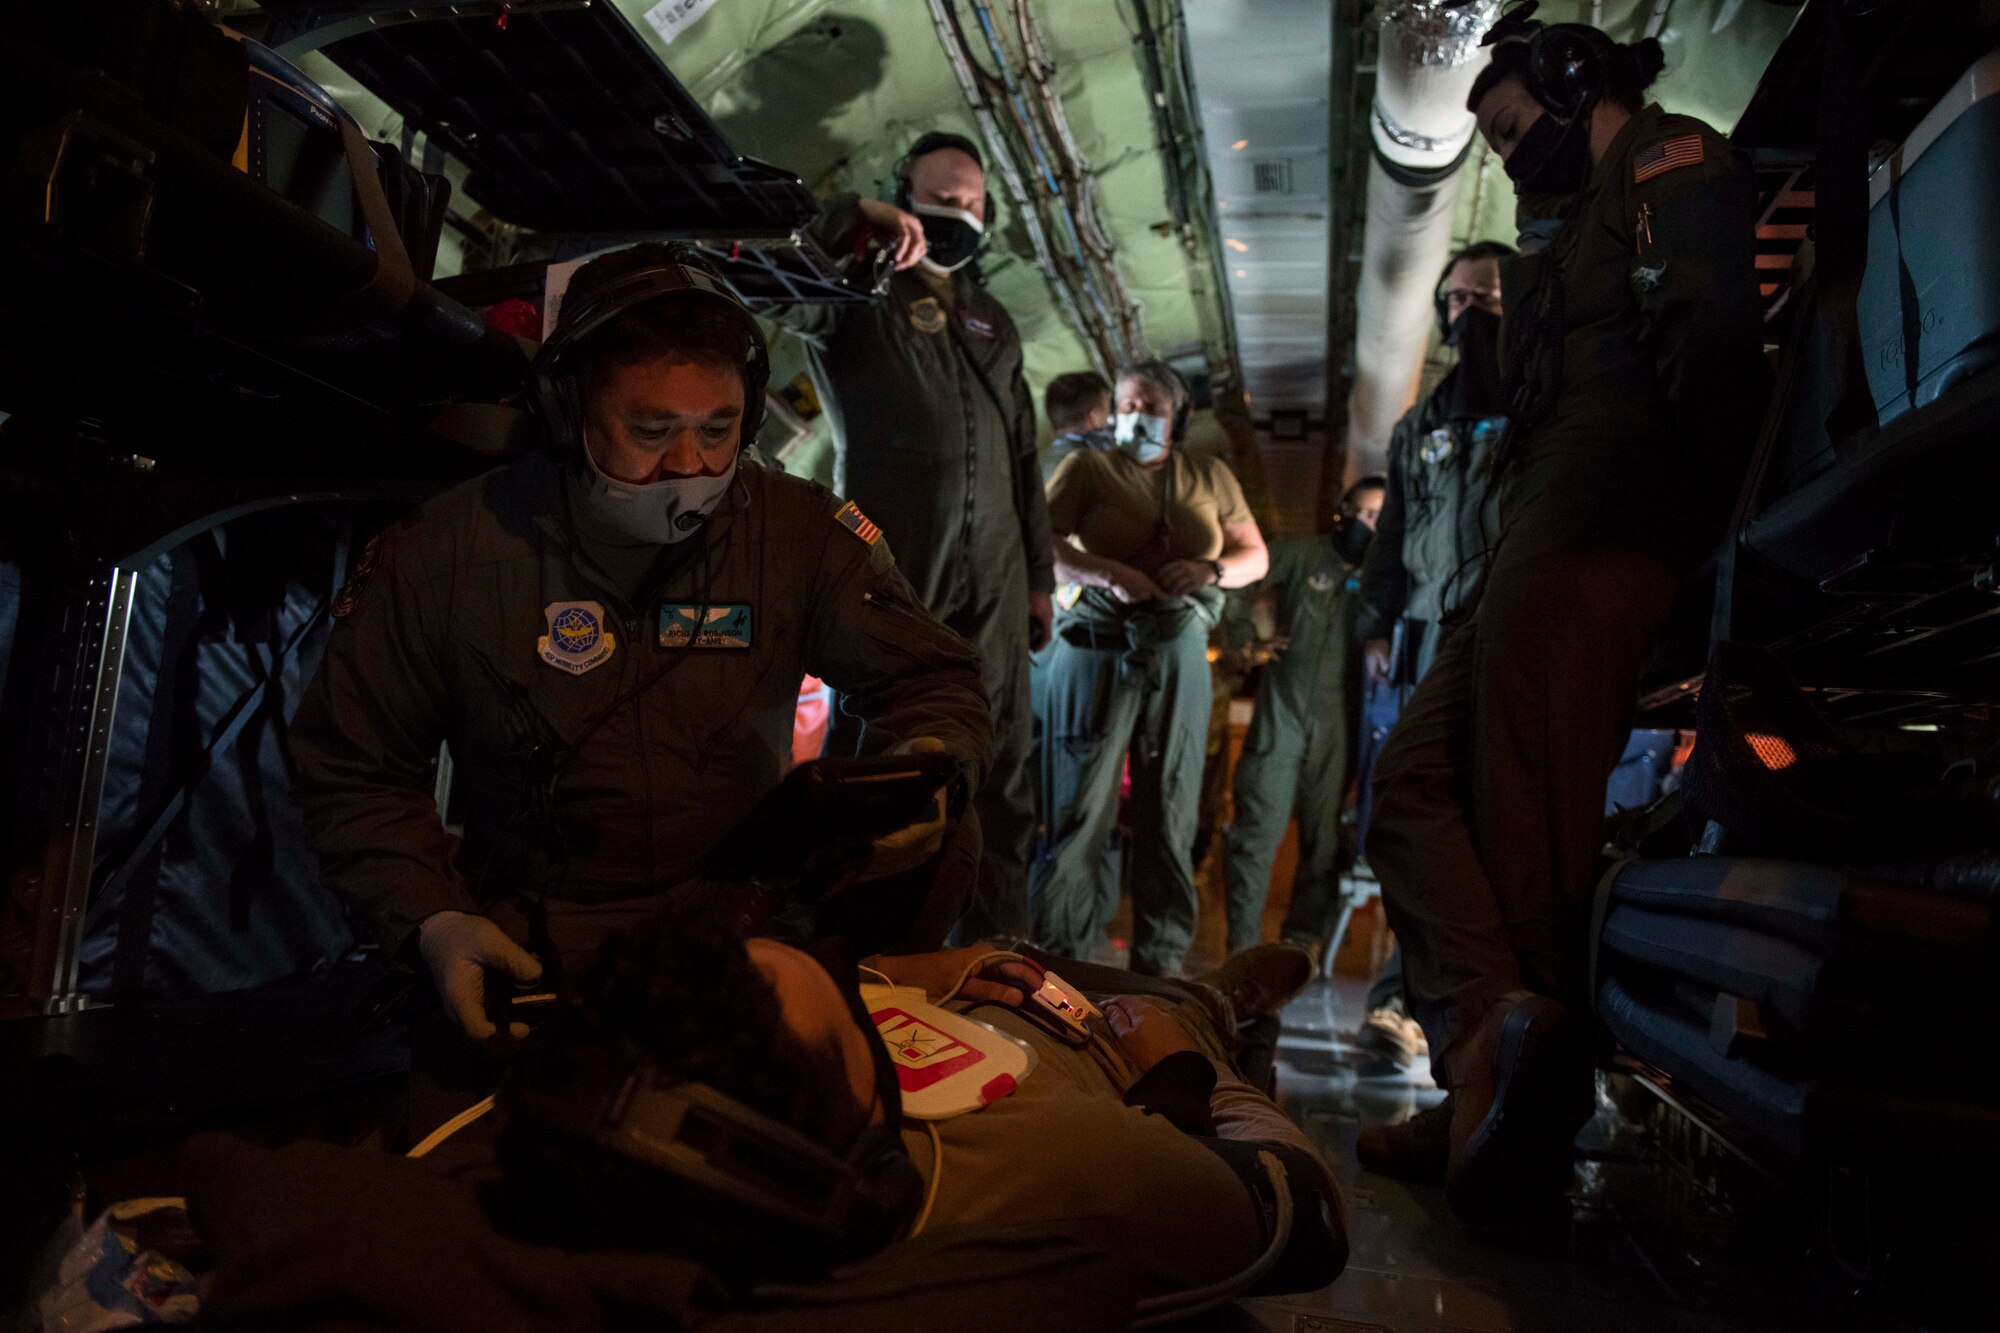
1114, 411, 1171, 464
577, 436, 737, 545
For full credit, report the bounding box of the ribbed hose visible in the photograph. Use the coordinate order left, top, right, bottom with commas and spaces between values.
1338, 0, 1496, 487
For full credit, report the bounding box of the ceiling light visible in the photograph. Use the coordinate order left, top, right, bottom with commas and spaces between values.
1231, 138, 1249, 151
1225, 238, 1248, 252
1234, 269, 1247, 277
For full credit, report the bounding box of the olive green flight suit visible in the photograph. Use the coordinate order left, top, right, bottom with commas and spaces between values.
1367, 104, 1770, 1078
1033, 587, 1222, 974
781, 195, 1052, 944
1223, 536, 1358, 953
288, 453, 992, 974
1355, 396, 1505, 686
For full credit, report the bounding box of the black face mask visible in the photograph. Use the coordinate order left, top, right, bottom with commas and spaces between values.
1504, 110, 1593, 197
912, 203, 983, 274
1332, 514, 1373, 566
1442, 307, 1510, 421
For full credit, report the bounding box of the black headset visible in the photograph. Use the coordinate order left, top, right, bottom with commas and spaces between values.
892, 130, 996, 235
1433, 240, 1519, 340
529, 243, 771, 462
1480, 2, 1616, 118
1481, 3, 1615, 119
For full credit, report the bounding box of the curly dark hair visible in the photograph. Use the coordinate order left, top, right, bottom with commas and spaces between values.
578, 897, 871, 1152
493, 899, 875, 1281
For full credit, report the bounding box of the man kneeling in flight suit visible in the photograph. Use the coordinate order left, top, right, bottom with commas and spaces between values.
179, 906, 1346, 1329
289, 245, 991, 1088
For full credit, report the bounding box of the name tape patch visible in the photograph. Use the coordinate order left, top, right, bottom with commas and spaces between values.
659, 602, 753, 649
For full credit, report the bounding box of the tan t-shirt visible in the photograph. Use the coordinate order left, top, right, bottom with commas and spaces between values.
1046, 449, 1252, 566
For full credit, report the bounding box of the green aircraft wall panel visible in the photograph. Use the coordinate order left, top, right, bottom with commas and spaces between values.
616, 0, 1221, 478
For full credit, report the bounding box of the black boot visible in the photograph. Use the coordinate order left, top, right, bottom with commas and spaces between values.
1444, 991, 1593, 1226
1192, 943, 1315, 1021
1355, 1097, 1452, 1186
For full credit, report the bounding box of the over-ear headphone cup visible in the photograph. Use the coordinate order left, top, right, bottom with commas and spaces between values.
1529, 25, 1608, 116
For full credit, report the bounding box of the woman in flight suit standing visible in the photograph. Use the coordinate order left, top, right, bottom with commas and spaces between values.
1361, 13, 1770, 1219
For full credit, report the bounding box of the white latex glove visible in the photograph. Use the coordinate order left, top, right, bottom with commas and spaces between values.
418, 910, 542, 1042
862, 737, 951, 882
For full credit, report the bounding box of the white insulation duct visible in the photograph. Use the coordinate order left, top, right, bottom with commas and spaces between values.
1342, 0, 1496, 485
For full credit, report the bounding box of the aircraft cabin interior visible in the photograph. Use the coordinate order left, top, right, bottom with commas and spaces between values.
2, 0, 1998, 1329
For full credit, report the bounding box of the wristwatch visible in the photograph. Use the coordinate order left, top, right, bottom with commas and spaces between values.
1207, 559, 1226, 585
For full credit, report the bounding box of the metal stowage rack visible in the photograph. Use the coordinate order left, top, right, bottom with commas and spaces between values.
260, 0, 871, 308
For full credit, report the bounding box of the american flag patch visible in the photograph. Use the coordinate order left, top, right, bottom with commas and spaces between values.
835, 500, 881, 546
1633, 134, 1705, 184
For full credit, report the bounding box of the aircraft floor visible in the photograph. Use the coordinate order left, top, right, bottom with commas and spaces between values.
1222, 976, 1823, 1333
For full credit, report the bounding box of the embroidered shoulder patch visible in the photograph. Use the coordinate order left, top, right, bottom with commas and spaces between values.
835, 500, 881, 546
907, 296, 947, 335
331, 533, 387, 619
1633, 133, 1705, 185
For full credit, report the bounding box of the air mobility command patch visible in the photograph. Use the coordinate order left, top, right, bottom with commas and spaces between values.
538, 601, 616, 675
659, 603, 753, 649
908, 296, 947, 335
835, 500, 881, 546
1633, 134, 1704, 185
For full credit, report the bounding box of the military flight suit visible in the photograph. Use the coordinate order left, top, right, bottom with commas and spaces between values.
1033, 449, 1251, 975
289, 452, 992, 976
1222, 535, 1359, 954
781, 194, 1052, 944
1368, 104, 1768, 1078
1042, 426, 1115, 483
1355, 390, 1505, 688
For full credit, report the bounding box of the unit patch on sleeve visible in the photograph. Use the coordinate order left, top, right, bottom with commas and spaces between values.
1633, 133, 1705, 185
330, 533, 386, 619
538, 601, 617, 674
659, 603, 754, 649
835, 500, 882, 546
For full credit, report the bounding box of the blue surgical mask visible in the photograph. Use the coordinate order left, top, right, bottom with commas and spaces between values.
1114, 412, 1171, 464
